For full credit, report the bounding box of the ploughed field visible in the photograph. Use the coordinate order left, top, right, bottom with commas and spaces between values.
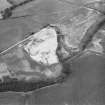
0, 0, 105, 105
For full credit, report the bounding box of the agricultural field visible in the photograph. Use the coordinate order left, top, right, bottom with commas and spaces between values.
0, 0, 105, 105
